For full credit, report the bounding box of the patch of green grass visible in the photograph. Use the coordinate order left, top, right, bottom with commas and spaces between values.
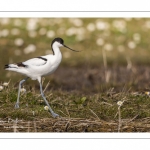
0, 84, 150, 121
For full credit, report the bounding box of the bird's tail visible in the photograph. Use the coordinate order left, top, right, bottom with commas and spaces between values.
4, 62, 27, 70
4, 63, 29, 76
4, 64, 19, 70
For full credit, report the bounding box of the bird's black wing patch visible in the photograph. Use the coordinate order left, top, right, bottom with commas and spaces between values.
36, 56, 47, 65
4, 64, 9, 69
16, 62, 27, 67
37, 56, 47, 62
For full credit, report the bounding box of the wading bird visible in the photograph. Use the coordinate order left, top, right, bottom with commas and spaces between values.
5, 37, 80, 118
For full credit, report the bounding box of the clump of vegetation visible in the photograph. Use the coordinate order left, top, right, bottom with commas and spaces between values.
0, 80, 150, 132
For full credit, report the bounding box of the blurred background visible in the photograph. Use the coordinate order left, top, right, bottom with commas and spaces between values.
1, 18, 150, 93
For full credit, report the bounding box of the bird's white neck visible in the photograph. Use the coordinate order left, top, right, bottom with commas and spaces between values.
52, 43, 62, 56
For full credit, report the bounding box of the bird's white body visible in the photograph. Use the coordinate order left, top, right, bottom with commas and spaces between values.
5, 42, 62, 80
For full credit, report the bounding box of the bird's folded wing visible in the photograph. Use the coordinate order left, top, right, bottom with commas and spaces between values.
23, 57, 47, 66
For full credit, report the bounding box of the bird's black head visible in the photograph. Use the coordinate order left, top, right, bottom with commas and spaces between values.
51, 37, 64, 47
51, 37, 80, 55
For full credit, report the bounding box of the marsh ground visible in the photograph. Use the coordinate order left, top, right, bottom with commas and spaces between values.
1, 18, 150, 132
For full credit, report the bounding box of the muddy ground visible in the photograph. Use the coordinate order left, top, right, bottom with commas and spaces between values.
44, 65, 150, 93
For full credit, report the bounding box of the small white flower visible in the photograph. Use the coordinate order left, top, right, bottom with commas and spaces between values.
14, 38, 24, 46
24, 44, 36, 54
96, 21, 109, 31
128, 41, 136, 49
103, 43, 113, 51
87, 23, 96, 32
0, 29, 9, 37
32, 111, 35, 116
2, 80, 10, 87
44, 106, 49, 111
117, 101, 123, 106
11, 28, 20, 35
112, 20, 126, 33
26, 18, 38, 31
20, 87, 26, 93
96, 38, 104, 46
3, 82, 9, 87
47, 30, 55, 38
0, 86, 4, 91
145, 91, 150, 96
0, 18, 10, 25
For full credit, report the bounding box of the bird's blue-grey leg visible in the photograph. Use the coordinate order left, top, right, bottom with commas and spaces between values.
15, 77, 29, 109
37, 77, 59, 118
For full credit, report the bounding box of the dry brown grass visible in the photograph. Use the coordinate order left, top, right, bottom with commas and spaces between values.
1, 117, 150, 132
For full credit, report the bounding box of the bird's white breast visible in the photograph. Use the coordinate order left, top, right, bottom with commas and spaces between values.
46, 52, 62, 75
